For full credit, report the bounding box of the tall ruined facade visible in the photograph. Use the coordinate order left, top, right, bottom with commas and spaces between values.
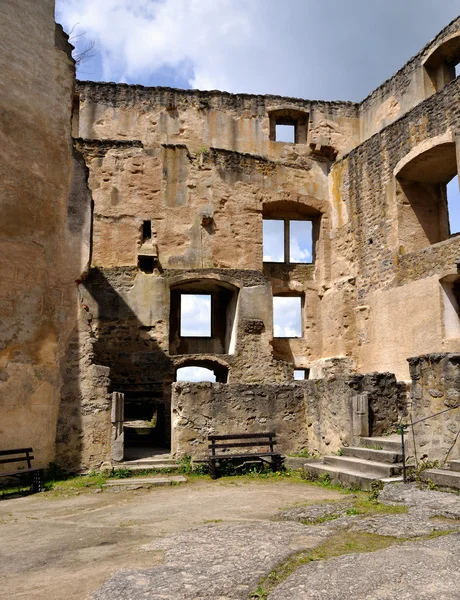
1, 2, 460, 469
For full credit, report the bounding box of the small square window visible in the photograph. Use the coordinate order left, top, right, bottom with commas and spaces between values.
180, 294, 211, 337
138, 255, 155, 273
294, 369, 309, 380
275, 124, 295, 143
273, 296, 302, 338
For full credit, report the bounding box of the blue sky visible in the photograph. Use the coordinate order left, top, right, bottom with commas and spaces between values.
56, 0, 459, 101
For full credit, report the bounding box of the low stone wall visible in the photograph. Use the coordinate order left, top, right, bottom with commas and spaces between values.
171, 373, 404, 459
408, 354, 460, 463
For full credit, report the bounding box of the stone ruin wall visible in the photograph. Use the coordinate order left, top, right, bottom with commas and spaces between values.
407, 353, 460, 463
1, 2, 460, 470
0, 0, 93, 469
171, 373, 405, 459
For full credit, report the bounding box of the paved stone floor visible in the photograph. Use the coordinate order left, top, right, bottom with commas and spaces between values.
2, 479, 460, 599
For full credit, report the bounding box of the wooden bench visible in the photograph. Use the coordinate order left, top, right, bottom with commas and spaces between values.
208, 432, 284, 479
0, 448, 45, 493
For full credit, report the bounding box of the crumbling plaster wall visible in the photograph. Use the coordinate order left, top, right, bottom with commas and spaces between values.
171, 373, 404, 458
0, 1, 91, 467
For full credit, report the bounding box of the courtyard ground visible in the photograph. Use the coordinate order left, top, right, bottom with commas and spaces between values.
1, 474, 460, 599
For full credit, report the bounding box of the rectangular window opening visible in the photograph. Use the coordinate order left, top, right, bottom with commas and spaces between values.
275, 123, 295, 143
263, 219, 285, 262
455, 63, 460, 78
447, 175, 460, 235
180, 294, 212, 337
289, 220, 313, 263
294, 368, 309, 380
142, 220, 152, 241
273, 296, 302, 338
138, 255, 155, 274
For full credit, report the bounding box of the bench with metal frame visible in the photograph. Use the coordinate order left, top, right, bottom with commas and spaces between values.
207, 432, 283, 479
0, 448, 45, 493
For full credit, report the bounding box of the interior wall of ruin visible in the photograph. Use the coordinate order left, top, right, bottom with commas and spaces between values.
0, 0, 92, 467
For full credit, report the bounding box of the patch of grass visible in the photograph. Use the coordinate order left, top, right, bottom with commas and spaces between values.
249, 531, 402, 598
288, 448, 319, 459
119, 520, 137, 527
202, 519, 223, 524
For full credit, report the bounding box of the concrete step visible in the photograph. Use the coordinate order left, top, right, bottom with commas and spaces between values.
359, 435, 402, 453
323, 455, 402, 477
303, 461, 403, 490
342, 446, 402, 464
104, 475, 187, 489
420, 468, 460, 490
449, 460, 460, 472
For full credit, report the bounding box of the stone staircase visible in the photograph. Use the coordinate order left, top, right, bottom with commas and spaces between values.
303, 435, 404, 489
420, 459, 460, 490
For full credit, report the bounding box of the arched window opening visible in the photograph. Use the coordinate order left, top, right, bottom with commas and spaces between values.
440, 275, 460, 341
395, 140, 458, 252
175, 360, 229, 383
423, 33, 460, 95
176, 366, 216, 382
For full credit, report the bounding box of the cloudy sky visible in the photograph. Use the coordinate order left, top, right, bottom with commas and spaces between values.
56, 0, 459, 100
55, 1, 460, 380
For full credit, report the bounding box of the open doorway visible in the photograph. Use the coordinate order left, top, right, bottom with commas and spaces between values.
122, 385, 170, 461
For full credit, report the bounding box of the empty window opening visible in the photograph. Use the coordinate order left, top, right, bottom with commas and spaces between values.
294, 368, 309, 380
263, 219, 285, 262
273, 296, 302, 338
275, 124, 295, 143
142, 220, 152, 241
180, 294, 211, 337
138, 255, 155, 274
263, 218, 313, 263
176, 366, 216, 382
456, 63, 460, 78
290, 220, 313, 263
447, 175, 460, 234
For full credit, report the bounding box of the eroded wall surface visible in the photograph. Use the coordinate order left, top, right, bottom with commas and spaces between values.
171, 374, 404, 458
0, 1, 90, 467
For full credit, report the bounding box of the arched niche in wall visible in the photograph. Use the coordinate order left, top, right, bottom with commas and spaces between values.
268, 108, 309, 144
394, 133, 458, 253
423, 32, 460, 96
262, 199, 322, 265
175, 357, 229, 383
169, 277, 240, 356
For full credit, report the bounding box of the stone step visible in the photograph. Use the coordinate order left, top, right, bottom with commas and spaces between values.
303, 461, 402, 490
420, 468, 460, 490
449, 460, 460, 472
323, 455, 402, 477
104, 475, 187, 489
359, 435, 402, 452
116, 461, 180, 471
341, 446, 402, 464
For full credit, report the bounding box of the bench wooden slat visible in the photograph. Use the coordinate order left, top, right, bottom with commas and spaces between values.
210, 452, 281, 460
209, 441, 277, 449
208, 433, 275, 441
0, 448, 33, 456
0, 456, 34, 465
0, 467, 43, 478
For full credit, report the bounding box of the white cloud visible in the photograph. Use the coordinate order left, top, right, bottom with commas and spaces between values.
180, 294, 211, 336
273, 297, 302, 338
176, 366, 216, 382
56, 0, 460, 100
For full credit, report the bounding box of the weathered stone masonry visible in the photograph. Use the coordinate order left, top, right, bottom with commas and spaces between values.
1, 2, 460, 469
